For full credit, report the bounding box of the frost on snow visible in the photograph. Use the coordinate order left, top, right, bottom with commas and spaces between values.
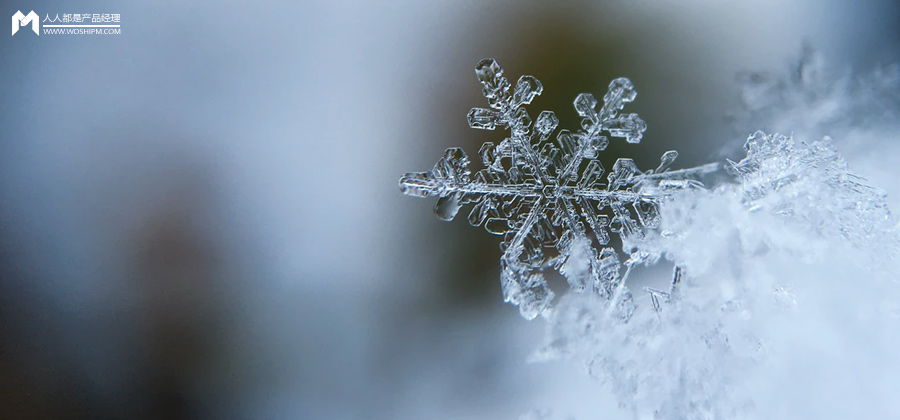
399, 59, 717, 319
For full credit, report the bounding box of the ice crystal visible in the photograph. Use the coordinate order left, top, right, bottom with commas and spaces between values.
399, 59, 717, 319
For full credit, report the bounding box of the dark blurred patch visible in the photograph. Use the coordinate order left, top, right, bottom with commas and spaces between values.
0, 145, 231, 419
0, 229, 92, 419
131, 184, 224, 420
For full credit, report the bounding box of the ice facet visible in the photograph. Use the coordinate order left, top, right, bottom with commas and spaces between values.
633, 198, 660, 228
399, 172, 439, 197
601, 77, 638, 118
578, 160, 605, 187
608, 158, 639, 189
468, 108, 500, 130
534, 111, 559, 139
434, 193, 462, 221
475, 58, 503, 87
513, 75, 544, 107
574, 93, 599, 119
656, 150, 679, 173
607, 113, 647, 143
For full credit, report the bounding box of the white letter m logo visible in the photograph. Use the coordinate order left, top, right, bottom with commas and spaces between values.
12, 10, 39, 36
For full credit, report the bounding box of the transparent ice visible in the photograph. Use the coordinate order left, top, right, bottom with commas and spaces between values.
399, 59, 717, 319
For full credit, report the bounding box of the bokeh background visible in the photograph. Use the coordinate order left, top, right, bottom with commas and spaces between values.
2, 1, 898, 418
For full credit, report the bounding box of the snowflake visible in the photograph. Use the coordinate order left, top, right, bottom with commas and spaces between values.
400, 59, 717, 319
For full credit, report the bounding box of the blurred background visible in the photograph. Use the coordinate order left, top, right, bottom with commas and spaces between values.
1, 1, 898, 418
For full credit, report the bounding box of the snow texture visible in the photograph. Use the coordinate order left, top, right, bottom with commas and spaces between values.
399, 59, 717, 319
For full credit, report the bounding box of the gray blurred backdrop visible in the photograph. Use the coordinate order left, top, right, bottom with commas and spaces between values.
1, 1, 898, 419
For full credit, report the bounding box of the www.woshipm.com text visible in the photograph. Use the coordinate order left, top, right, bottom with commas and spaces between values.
44, 27, 121, 35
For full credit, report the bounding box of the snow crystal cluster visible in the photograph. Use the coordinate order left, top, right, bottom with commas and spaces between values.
400, 59, 716, 320
726, 131, 897, 258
